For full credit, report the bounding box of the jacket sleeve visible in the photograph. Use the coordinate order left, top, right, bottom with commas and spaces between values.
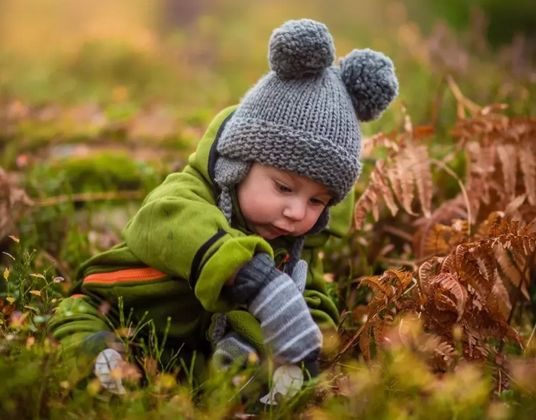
122, 167, 273, 313
49, 294, 119, 383
301, 189, 355, 328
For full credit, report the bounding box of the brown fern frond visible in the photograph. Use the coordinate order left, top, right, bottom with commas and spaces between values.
359, 323, 373, 361
489, 274, 512, 321
371, 161, 398, 217
360, 275, 393, 301
494, 246, 527, 298
413, 197, 468, 258
472, 242, 497, 284
465, 141, 496, 218
432, 340, 457, 371
519, 141, 536, 206
408, 144, 433, 217
440, 254, 457, 273
453, 244, 493, 301
354, 186, 380, 230
427, 272, 468, 321
477, 211, 519, 238
355, 125, 435, 230
504, 194, 527, 217
392, 148, 418, 215
450, 106, 536, 224
360, 269, 413, 309
338, 270, 414, 361
496, 143, 518, 200
382, 269, 414, 292
418, 258, 441, 284
420, 221, 469, 257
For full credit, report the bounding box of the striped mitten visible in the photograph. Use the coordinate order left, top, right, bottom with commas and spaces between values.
231, 253, 322, 365
94, 348, 126, 395
212, 332, 259, 370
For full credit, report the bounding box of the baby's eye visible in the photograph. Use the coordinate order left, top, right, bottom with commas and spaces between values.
310, 197, 327, 206
275, 181, 292, 193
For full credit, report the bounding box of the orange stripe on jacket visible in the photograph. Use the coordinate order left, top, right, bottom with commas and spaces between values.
83, 267, 167, 285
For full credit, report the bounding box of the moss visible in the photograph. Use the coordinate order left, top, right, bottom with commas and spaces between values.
30, 152, 163, 196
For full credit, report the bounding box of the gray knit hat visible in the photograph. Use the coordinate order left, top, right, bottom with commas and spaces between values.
214, 19, 398, 245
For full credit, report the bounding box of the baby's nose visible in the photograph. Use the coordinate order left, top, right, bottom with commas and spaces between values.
283, 199, 306, 221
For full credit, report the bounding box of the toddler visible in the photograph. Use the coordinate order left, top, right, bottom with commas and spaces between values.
50, 18, 398, 396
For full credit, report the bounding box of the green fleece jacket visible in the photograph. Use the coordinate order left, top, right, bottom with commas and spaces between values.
49, 106, 354, 370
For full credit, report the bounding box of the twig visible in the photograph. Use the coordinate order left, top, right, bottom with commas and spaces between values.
446, 75, 481, 117
376, 257, 416, 268
33, 190, 145, 207
431, 159, 472, 232
382, 225, 413, 242
332, 322, 369, 365
524, 322, 536, 355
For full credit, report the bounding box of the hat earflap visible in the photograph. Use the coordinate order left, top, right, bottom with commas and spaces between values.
340, 49, 399, 122
214, 157, 251, 223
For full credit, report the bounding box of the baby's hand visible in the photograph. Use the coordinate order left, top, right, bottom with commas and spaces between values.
94, 348, 126, 395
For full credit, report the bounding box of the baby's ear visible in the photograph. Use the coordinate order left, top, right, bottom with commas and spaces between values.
340, 49, 399, 122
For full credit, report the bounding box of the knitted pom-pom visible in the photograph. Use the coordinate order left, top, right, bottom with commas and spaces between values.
269, 19, 335, 79
340, 49, 398, 122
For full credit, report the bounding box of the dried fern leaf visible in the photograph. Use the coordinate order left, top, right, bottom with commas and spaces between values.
488, 273, 512, 321
413, 197, 467, 258
422, 224, 452, 256
496, 143, 517, 200
418, 259, 441, 285
390, 149, 418, 215
519, 141, 536, 205
386, 159, 404, 206
504, 194, 527, 216
494, 246, 523, 294
477, 211, 514, 238
432, 340, 457, 371
454, 244, 493, 301
408, 144, 433, 217
440, 254, 457, 273
359, 325, 373, 361
371, 161, 399, 217
360, 276, 391, 306
429, 272, 468, 321
354, 187, 379, 229
465, 142, 484, 219
422, 222, 469, 257
473, 244, 497, 283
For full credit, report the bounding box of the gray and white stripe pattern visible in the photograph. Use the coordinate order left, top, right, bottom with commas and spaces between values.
248, 272, 322, 364
212, 332, 259, 370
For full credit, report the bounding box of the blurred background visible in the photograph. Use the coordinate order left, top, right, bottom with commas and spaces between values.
1, 0, 534, 122
1, 3, 536, 416
0, 0, 535, 268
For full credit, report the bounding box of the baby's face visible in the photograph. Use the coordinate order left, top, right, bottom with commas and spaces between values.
237, 163, 332, 240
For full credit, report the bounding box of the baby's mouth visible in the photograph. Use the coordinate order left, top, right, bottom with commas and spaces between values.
270, 225, 292, 236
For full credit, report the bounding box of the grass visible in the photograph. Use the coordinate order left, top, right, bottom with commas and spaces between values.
1, 0, 535, 418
